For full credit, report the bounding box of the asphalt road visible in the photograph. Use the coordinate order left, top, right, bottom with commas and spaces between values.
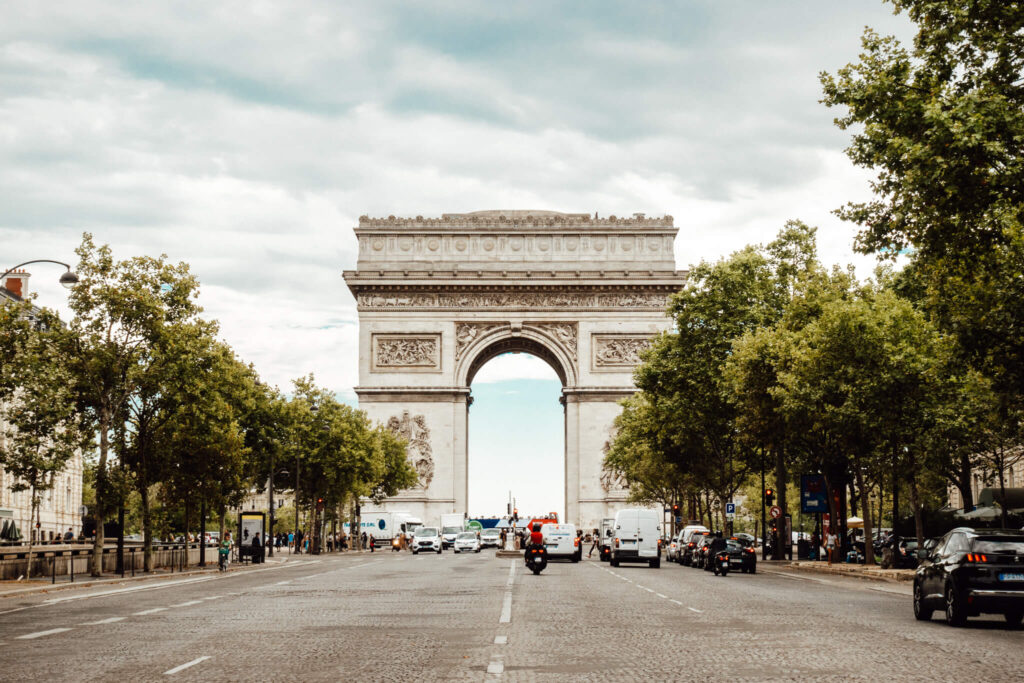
0, 549, 1020, 681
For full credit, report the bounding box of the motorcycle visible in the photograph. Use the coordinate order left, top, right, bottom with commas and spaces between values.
712, 550, 730, 576
525, 545, 548, 575
392, 536, 402, 552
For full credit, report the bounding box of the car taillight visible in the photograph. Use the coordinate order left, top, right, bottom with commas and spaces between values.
745, 548, 754, 554
614, 538, 620, 547
688, 542, 695, 548
574, 538, 580, 547
658, 538, 663, 546
966, 553, 989, 563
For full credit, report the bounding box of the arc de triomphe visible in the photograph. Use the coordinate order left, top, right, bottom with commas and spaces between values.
343, 210, 684, 530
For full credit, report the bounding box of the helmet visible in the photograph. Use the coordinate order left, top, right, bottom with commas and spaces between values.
532, 523, 542, 532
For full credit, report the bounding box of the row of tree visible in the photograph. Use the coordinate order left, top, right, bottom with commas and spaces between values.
0, 234, 416, 576
606, 0, 1024, 555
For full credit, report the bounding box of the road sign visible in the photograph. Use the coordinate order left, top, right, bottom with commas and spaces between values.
769, 505, 782, 519
800, 474, 828, 513
467, 520, 483, 531
725, 502, 736, 520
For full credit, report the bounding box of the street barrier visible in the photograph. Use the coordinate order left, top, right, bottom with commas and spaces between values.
0, 542, 210, 581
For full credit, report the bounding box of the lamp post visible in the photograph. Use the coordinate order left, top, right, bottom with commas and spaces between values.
1, 260, 79, 291
268, 466, 289, 558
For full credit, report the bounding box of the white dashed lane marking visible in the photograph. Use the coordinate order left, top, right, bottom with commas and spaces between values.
170, 600, 204, 608
81, 616, 125, 625
595, 563, 707, 615
494, 635, 507, 644
16, 628, 72, 640
163, 656, 210, 675
134, 607, 168, 615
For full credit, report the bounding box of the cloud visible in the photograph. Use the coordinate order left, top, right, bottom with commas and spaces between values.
2, 1, 916, 400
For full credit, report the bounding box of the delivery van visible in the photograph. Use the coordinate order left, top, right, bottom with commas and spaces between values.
610, 508, 662, 568
541, 523, 580, 562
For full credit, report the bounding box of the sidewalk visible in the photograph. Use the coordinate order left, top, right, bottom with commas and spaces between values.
779, 559, 914, 584
0, 549, 374, 599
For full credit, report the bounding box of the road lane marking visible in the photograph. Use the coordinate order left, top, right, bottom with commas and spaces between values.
764, 571, 829, 584
163, 656, 210, 675
170, 600, 203, 607
17, 628, 72, 640
81, 616, 125, 625
134, 607, 168, 615
487, 661, 504, 674
506, 561, 515, 587
688, 607, 703, 613
499, 592, 512, 623
275, 581, 292, 585
494, 635, 507, 644
656, 593, 667, 599
669, 599, 683, 606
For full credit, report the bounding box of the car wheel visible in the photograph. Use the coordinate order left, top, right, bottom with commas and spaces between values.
610, 558, 619, 567
913, 582, 933, 621
713, 564, 719, 576
437, 547, 442, 554
651, 559, 660, 569
945, 585, 966, 627
1005, 611, 1023, 628
412, 550, 418, 555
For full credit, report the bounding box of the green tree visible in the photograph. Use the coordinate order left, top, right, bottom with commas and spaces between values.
64, 234, 202, 576
0, 301, 90, 575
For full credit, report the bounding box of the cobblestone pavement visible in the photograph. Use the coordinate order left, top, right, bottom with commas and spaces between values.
0, 550, 1020, 681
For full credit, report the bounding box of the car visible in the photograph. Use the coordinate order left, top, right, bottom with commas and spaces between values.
441, 526, 463, 549
666, 530, 685, 562
725, 537, 757, 573
914, 527, 1024, 627
411, 526, 443, 554
610, 509, 661, 568
681, 531, 710, 566
454, 531, 481, 553
541, 523, 581, 562
480, 528, 502, 548
889, 537, 921, 569
692, 534, 714, 569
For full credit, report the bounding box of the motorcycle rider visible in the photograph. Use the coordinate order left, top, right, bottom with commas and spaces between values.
704, 531, 727, 572
528, 522, 544, 548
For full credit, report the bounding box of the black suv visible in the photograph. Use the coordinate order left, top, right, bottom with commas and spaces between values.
913, 527, 1024, 627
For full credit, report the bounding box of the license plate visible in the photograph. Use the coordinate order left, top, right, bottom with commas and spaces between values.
999, 573, 1024, 581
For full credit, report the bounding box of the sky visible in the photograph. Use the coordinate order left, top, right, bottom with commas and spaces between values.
2, 2, 916, 515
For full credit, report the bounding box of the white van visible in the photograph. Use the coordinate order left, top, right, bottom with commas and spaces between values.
611, 508, 662, 568
541, 523, 580, 562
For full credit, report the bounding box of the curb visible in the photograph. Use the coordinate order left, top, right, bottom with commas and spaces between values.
781, 562, 914, 584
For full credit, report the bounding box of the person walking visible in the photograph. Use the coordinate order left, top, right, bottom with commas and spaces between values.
588, 528, 600, 558
219, 532, 231, 571
825, 530, 838, 566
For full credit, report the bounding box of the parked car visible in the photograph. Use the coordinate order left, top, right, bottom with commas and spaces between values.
678, 527, 710, 565
666, 530, 685, 562
480, 528, 502, 548
725, 537, 757, 574
454, 531, 481, 553
411, 527, 443, 555
914, 527, 1024, 627
890, 538, 921, 569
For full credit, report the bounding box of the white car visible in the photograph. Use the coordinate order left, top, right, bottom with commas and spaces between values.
541, 523, 581, 562
454, 531, 481, 553
480, 529, 502, 548
412, 527, 443, 554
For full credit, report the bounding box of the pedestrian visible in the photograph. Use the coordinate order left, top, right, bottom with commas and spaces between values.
252, 532, 262, 564
219, 532, 231, 571
64, 527, 74, 542
361, 531, 367, 550
368, 535, 375, 553
588, 528, 600, 558
825, 529, 838, 566
288, 531, 294, 552
500, 529, 507, 549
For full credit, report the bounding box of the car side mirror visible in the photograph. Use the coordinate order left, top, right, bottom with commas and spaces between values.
606, 530, 612, 537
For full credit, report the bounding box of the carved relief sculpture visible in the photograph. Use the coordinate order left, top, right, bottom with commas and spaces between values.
600, 430, 629, 494
593, 335, 654, 367
455, 323, 506, 360
357, 290, 672, 311
386, 411, 434, 490
373, 334, 440, 368
533, 322, 578, 360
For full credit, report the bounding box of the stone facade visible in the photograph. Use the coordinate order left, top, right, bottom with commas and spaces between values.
344, 211, 685, 530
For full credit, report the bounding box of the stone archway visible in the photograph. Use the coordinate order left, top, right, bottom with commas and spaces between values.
343, 210, 684, 530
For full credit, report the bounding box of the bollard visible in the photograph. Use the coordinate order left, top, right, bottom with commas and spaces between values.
131, 547, 135, 576
70, 550, 75, 583
52, 553, 56, 584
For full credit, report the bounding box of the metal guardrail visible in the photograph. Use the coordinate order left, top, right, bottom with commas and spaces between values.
0, 542, 208, 584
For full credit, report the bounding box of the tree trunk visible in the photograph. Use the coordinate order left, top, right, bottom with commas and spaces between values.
773, 448, 787, 560
26, 487, 38, 579
957, 452, 973, 511
891, 448, 900, 534
848, 480, 858, 517
142, 485, 153, 572
90, 406, 110, 577
907, 455, 925, 546
855, 462, 874, 565
998, 446, 1009, 529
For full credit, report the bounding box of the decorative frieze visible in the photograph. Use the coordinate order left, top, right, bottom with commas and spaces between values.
386, 411, 434, 490
372, 333, 441, 371
592, 334, 655, 369
359, 212, 673, 228
356, 289, 672, 311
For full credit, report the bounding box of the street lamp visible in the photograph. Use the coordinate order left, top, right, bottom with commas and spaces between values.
1, 260, 79, 291
268, 467, 289, 558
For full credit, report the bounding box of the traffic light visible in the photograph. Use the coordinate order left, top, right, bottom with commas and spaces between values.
513, 508, 518, 522
672, 504, 680, 515
765, 488, 774, 506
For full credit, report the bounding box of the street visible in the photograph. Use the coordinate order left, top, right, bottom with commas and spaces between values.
0, 550, 1019, 681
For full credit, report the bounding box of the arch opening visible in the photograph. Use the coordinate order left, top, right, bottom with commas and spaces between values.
466, 352, 566, 520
